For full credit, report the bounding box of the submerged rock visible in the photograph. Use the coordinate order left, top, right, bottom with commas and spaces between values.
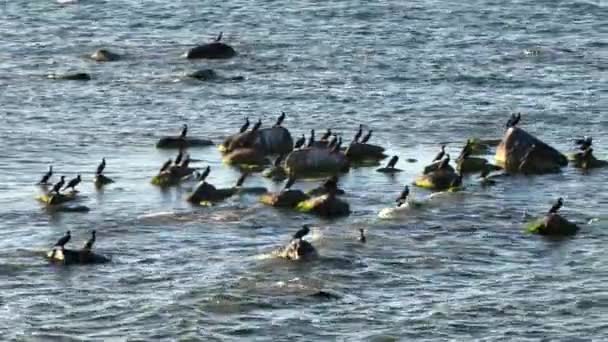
285, 148, 350, 177
495, 127, 567, 174
47, 72, 91, 81
187, 69, 218, 80
94, 174, 114, 187
46, 248, 110, 265
526, 213, 580, 236
90, 49, 121, 62
260, 190, 309, 208
273, 239, 318, 261
185, 42, 236, 59
155, 136, 214, 149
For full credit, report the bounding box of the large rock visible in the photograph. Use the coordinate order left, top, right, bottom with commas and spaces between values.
285, 148, 350, 177
423, 161, 455, 175
46, 248, 110, 265
414, 169, 462, 191
185, 42, 236, 59
495, 127, 567, 174
456, 157, 500, 174
155, 136, 214, 149
151, 166, 196, 187
273, 239, 318, 261
36, 192, 77, 206
345, 142, 386, 161
296, 194, 351, 218
187, 182, 236, 204
221, 127, 294, 155
526, 213, 580, 236
223, 148, 270, 167
260, 190, 309, 208
262, 166, 288, 181
569, 151, 608, 169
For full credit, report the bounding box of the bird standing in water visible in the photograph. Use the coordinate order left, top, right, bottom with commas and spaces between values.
274, 112, 286, 127
396, 185, 410, 207
548, 198, 563, 214
294, 134, 306, 149
50, 176, 66, 194
180, 124, 188, 139
360, 130, 372, 144
63, 175, 82, 191
293, 225, 310, 240
433, 144, 446, 162
239, 117, 250, 133
96, 158, 106, 175
54, 231, 71, 249
83, 230, 96, 250
39, 165, 53, 184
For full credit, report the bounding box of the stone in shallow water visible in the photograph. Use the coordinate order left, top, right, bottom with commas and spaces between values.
495, 127, 567, 174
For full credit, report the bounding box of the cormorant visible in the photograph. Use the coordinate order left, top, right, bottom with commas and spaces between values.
358, 228, 366, 243
39, 165, 53, 184
575, 136, 593, 150
353, 124, 363, 142
54, 231, 71, 249
274, 111, 286, 127
83, 230, 96, 250
294, 134, 306, 149
283, 175, 296, 190
323, 175, 338, 193
548, 198, 563, 214
180, 154, 191, 168
320, 129, 332, 141
251, 119, 262, 132
480, 166, 491, 179
458, 141, 472, 160
160, 159, 172, 173
199, 166, 211, 182
274, 154, 285, 167
438, 154, 451, 169
236, 172, 249, 187
331, 136, 342, 153
63, 175, 82, 191
239, 117, 250, 133
307, 129, 315, 147
360, 130, 372, 144
293, 224, 310, 240
50, 176, 66, 194
175, 147, 184, 165
506, 113, 521, 128
396, 185, 409, 207
386, 155, 399, 169
180, 124, 188, 139
327, 134, 338, 148
96, 158, 106, 175
215, 31, 223, 42
432, 145, 446, 162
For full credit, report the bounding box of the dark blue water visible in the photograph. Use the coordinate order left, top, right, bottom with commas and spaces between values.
0, 0, 606, 340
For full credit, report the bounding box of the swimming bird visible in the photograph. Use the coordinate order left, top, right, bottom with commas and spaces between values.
180, 124, 188, 139
251, 119, 262, 132
54, 230, 71, 249
274, 111, 286, 127
360, 130, 372, 144
175, 147, 184, 165
239, 117, 250, 133
283, 175, 296, 190
63, 175, 81, 191
292, 224, 310, 240
83, 230, 96, 250
438, 154, 451, 170
386, 155, 399, 169
353, 124, 363, 142
236, 172, 249, 187
506, 113, 521, 128
96, 158, 106, 175
358, 228, 366, 243
160, 159, 172, 173
548, 197, 563, 214
50, 176, 66, 194
307, 129, 315, 147
39, 165, 53, 184
294, 134, 306, 149
432, 145, 446, 162
198, 166, 211, 182
396, 185, 409, 207
320, 129, 332, 141
215, 31, 223, 42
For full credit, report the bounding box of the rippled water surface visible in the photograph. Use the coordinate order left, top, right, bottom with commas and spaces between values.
0, 0, 606, 340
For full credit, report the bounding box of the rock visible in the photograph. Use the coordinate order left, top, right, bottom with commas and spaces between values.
495, 127, 567, 174
285, 148, 350, 177
223, 148, 270, 167
221, 127, 294, 155
273, 239, 318, 261
155, 136, 214, 149
185, 42, 237, 59
306, 186, 345, 197
414, 169, 462, 191
260, 190, 309, 208
90, 49, 120, 62
47, 72, 91, 81
187, 182, 236, 204
296, 194, 351, 218
569, 151, 608, 169
36, 192, 77, 206
345, 142, 386, 162
467, 138, 501, 155
376, 167, 403, 173
187, 69, 218, 80
94, 174, 114, 187
46, 248, 110, 265
262, 166, 288, 181
456, 157, 500, 174
423, 161, 456, 175
234, 186, 268, 195
526, 213, 580, 236
151, 166, 196, 187
52, 205, 91, 213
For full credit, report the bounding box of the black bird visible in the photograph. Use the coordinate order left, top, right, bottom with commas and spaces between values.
283, 175, 296, 190
293, 224, 310, 240
180, 154, 191, 168
63, 175, 81, 191
84, 230, 96, 250
236, 172, 249, 187
307, 129, 315, 147
480, 166, 491, 179
323, 175, 338, 193
396, 185, 409, 207
175, 147, 184, 165
96, 158, 106, 175
331, 136, 342, 153
353, 124, 363, 142
180, 124, 188, 139
458, 141, 472, 161
575, 136, 593, 150
274, 154, 286, 167
215, 31, 223, 42
548, 197, 563, 214
438, 154, 451, 170
274, 111, 286, 127
506, 112, 521, 128
358, 228, 366, 243
54, 230, 71, 249
360, 130, 372, 144
327, 134, 338, 148
50, 176, 66, 194
433, 145, 446, 162
386, 155, 399, 169
160, 159, 172, 173
320, 129, 332, 141
294, 134, 306, 149
251, 119, 262, 132
199, 166, 211, 182
39, 165, 53, 184
239, 117, 250, 133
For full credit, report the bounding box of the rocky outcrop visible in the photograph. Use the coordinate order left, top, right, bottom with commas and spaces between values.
272, 239, 318, 261
155, 137, 213, 149
526, 213, 580, 236
221, 127, 294, 156
284, 148, 350, 177
46, 248, 110, 265
495, 127, 567, 174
